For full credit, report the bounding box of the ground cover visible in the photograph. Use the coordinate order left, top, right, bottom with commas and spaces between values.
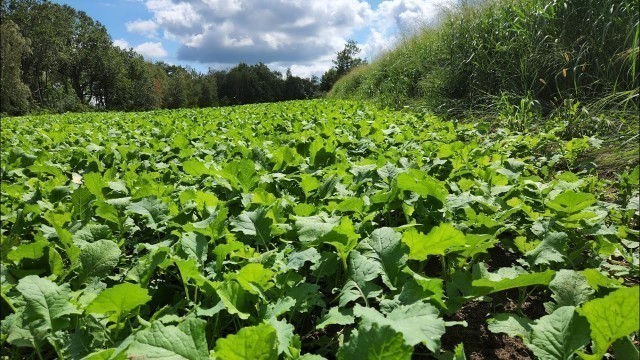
1, 100, 638, 359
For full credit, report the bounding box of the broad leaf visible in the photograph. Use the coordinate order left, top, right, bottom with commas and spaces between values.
544, 270, 594, 313
357, 227, 408, 289
338, 324, 413, 360
528, 306, 590, 360
355, 302, 445, 352
294, 213, 340, 246
546, 191, 596, 215
15, 276, 77, 340
526, 231, 568, 265
487, 313, 533, 343
86, 283, 151, 323
577, 286, 640, 357
472, 267, 555, 295
127, 317, 209, 360
402, 224, 465, 259
126, 197, 170, 230
214, 323, 278, 360
78, 239, 121, 283
230, 207, 272, 248
396, 170, 447, 204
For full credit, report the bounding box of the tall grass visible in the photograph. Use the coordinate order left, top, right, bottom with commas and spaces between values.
330, 0, 639, 129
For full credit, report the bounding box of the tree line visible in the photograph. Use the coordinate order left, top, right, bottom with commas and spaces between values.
1, 0, 365, 116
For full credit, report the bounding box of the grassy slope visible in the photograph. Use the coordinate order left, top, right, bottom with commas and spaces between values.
328, 0, 639, 173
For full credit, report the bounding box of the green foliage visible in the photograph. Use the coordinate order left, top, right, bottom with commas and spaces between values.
214, 323, 279, 360
0, 19, 31, 115
330, 0, 638, 134
1, 100, 638, 358
1, 1, 320, 115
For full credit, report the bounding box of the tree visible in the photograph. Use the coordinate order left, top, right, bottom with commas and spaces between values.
334, 40, 366, 76
320, 40, 366, 92
0, 19, 31, 115
320, 68, 339, 92
63, 11, 113, 105
198, 70, 218, 108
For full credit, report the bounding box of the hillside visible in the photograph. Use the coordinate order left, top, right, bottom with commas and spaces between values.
329, 0, 638, 123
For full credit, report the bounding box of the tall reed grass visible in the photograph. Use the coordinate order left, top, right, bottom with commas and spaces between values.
330, 0, 639, 131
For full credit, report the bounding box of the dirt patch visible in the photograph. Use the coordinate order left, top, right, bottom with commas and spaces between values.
485, 243, 521, 270
441, 300, 533, 359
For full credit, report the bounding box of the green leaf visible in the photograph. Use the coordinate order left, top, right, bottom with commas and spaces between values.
182, 159, 213, 177
126, 197, 170, 230
544, 270, 594, 313
79, 348, 115, 360
72, 188, 95, 223
263, 296, 296, 320
78, 240, 121, 283
316, 307, 355, 329
47, 247, 64, 276
577, 286, 640, 357
338, 324, 413, 360
179, 232, 208, 264
400, 269, 446, 309
214, 323, 278, 360
73, 224, 113, 245
86, 283, 151, 323
223, 159, 258, 192
127, 317, 209, 360
299, 174, 320, 198
267, 318, 296, 356
236, 263, 274, 295
487, 313, 533, 343
581, 269, 621, 290
396, 170, 447, 203
294, 213, 340, 246
354, 302, 445, 352
525, 231, 568, 265
322, 217, 359, 266
335, 197, 365, 213
174, 257, 207, 286
15, 275, 77, 340
83, 172, 105, 199
230, 207, 272, 248
402, 224, 465, 259
612, 336, 640, 360
546, 191, 596, 215
286, 248, 321, 271
186, 207, 228, 241
215, 280, 251, 320
528, 306, 590, 360
126, 247, 169, 287
472, 267, 555, 295
7, 240, 48, 263
357, 227, 408, 289
339, 251, 382, 307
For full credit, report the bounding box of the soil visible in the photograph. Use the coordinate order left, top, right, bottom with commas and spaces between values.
485, 243, 521, 270
440, 299, 533, 360
438, 243, 550, 359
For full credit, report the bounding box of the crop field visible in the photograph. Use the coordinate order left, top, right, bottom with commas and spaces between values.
0, 100, 638, 359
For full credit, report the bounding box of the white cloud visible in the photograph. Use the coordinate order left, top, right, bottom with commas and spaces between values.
126, 19, 159, 37
134, 42, 168, 59
141, 0, 372, 65
361, 0, 455, 59
131, 0, 452, 77
113, 38, 130, 49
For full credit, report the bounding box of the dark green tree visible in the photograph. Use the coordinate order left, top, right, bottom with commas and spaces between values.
320, 40, 366, 92
0, 19, 31, 115
198, 70, 218, 108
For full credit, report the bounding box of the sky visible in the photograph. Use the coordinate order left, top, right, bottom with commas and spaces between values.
51, 0, 455, 78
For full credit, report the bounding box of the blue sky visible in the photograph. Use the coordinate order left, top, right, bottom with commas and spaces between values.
52, 0, 453, 77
